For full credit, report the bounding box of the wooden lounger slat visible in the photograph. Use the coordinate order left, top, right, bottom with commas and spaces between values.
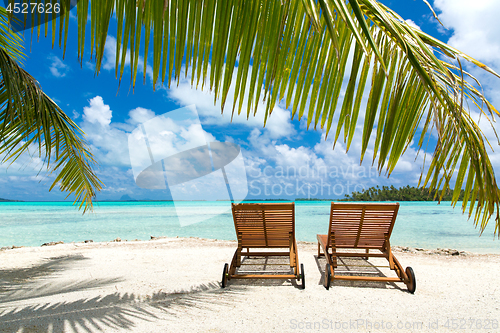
317, 202, 415, 292
224, 202, 303, 288
332, 276, 402, 282
243, 251, 291, 256
231, 274, 297, 279
329, 252, 388, 258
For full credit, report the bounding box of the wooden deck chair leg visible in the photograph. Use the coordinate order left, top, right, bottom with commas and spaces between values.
332, 256, 338, 268
324, 251, 337, 269
290, 237, 299, 276
364, 249, 369, 260
384, 235, 394, 270
290, 253, 296, 274
325, 260, 335, 287
392, 255, 408, 281
331, 248, 338, 268
236, 246, 242, 267
294, 240, 300, 276
235, 232, 243, 267
229, 250, 239, 276
289, 232, 296, 268
317, 236, 333, 269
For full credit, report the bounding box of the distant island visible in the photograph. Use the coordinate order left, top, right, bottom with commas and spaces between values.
0, 198, 23, 202
119, 194, 138, 202
340, 185, 465, 201
100, 186, 465, 203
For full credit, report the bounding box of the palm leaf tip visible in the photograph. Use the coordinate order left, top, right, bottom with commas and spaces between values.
0, 18, 103, 212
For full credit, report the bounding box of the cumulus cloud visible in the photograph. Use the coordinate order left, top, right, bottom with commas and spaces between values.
435, 0, 500, 67
405, 19, 421, 30
80, 99, 218, 177
0, 149, 45, 177
240, 102, 434, 199
80, 97, 173, 168
48, 55, 69, 78
83, 96, 112, 126
167, 66, 295, 139
434, 0, 500, 177
127, 107, 156, 125
101, 35, 154, 83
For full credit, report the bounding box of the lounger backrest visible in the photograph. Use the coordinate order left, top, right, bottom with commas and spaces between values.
232, 203, 295, 248
328, 203, 399, 249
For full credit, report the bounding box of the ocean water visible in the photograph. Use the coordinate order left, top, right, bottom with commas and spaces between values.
0, 201, 498, 253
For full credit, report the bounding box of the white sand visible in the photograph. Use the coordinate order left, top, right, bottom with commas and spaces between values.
0, 238, 499, 332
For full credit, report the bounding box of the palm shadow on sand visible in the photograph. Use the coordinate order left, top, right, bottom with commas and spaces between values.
0, 254, 123, 303
0, 254, 246, 332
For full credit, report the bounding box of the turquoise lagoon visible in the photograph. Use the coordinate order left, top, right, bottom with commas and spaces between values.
0, 201, 498, 253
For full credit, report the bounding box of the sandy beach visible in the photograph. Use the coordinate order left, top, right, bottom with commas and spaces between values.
0, 237, 499, 333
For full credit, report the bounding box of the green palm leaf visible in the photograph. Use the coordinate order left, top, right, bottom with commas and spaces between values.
0, 6, 102, 212
8, 0, 500, 233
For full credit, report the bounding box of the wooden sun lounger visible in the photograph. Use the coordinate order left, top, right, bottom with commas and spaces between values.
221, 203, 305, 289
317, 202, 416, 293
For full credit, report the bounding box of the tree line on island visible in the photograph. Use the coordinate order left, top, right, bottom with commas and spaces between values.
339, 185, 465, 202
0, 198, 23, 202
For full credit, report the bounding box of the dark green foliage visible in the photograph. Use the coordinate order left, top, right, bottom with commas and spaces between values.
0, 198, 23, 202
341, 185, 465, 202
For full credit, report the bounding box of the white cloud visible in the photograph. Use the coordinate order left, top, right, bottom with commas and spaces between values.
80, 99, 218, 175
83, 96, 112, 126
48, 55, 69, 78
432, 0, 500, 112
128, 106, 218, 185
128, 107, 156, 125
0, 153, 45, 177
85, 61, 95, 72
0, 141, 55, 197
80, 97, 132, 166
240, 102, 435, 199
434, 0, 500, 177
405, 19, 421, 31
167, 66, 295, 139
102, 35, 154, 83
435, 0, 500, 68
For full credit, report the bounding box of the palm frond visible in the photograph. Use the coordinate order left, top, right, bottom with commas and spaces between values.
23, 0, 500, 232
0, 7, 24, 62
0, 7, 102, 211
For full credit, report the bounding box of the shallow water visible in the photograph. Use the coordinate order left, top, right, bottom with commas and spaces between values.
0, 201, 498, 253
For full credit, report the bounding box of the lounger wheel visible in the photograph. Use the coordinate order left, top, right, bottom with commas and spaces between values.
300, 263, 305, 289
221, 263, 229, 288
324, 263, 331, 290
405, 267, 416, 294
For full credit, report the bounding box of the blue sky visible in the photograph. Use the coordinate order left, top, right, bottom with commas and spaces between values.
1, 0, 500, 202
